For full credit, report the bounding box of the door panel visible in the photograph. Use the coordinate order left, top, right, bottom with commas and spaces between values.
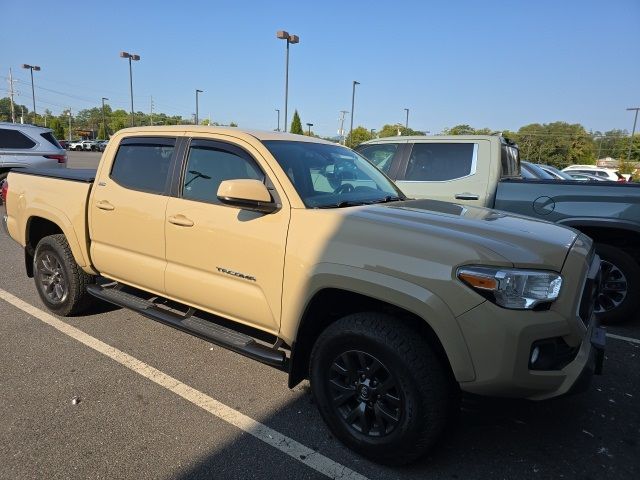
395, 140, 491, 206
164, 139, 289, 334
90, 137, 176, 293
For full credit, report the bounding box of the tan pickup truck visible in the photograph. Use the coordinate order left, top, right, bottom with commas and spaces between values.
1, 126, 605, 465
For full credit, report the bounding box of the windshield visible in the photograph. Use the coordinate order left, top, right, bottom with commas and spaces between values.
262, 140, 404, 208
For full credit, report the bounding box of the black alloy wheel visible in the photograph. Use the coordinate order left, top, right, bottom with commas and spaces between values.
328, 350, 402, 437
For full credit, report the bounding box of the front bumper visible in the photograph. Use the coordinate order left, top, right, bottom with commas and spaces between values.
456, 237, 604, 401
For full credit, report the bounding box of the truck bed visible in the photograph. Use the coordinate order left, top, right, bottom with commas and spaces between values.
5, 168, 96, 270
495, 179, 640, 231
15, 168, 96, 183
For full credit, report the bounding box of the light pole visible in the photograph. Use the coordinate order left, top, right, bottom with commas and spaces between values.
349, 80, 360, 142
195, 89, 203, 125
119, 51, 140, 126
306, 123, 313, 135
22, 64, 40, 124
68, 108, 72, 142
404, 108, 409, 129
276, 30, 299, 132
275, 109, 280, 131
627, 107, 640, 162
101, 97, 108, 139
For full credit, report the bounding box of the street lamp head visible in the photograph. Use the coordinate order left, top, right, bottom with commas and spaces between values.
306, 123, 313, 127
120, 51, 131, 58
196, 89, 203, 93
276, 30, 290, 39
289, 35, 299, 44
131, 54, 140, 61
33, 66, 41, 71
102, 97, 109, 101
22, 64, 31, 69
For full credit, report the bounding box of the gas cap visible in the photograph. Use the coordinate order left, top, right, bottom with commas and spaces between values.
533, 196, 555, 215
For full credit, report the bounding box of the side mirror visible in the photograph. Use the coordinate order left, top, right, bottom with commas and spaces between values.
217, 179, 278, 214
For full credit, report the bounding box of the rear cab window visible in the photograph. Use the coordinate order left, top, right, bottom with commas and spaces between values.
110, 137, 176, 194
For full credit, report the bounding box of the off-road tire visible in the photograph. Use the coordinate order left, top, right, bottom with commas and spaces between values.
594, 243, 640, 324
33, 234, 96, 316
309, 312, 453, 465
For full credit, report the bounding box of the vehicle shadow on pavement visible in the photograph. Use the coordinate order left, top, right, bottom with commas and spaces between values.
171, 369, 637, 480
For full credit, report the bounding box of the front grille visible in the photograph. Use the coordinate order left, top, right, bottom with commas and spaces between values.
578, 254, 602, 326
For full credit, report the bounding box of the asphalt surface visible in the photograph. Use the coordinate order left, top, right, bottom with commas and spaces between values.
0, 151, 638, 479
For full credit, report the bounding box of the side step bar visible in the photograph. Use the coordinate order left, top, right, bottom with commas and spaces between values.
86, 284, 287, 369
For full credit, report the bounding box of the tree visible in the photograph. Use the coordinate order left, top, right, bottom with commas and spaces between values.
97, 123, 107, 140
345, 126, 374, 147
442, 124, 492, 135
0, 97, 28, 122
49, 117, 65, 140
290, 110, 304, 135
378, 124, 424, 138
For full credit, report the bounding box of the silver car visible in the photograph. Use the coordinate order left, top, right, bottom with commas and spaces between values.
0, 122, 67, 183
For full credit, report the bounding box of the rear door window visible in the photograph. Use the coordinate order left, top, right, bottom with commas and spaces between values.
0, 128, 37, 149
110, 138, 175, 194
404, 143, 476, 181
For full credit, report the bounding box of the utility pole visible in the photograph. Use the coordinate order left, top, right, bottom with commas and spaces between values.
150, 96, 154, 126
101, 97, 109, 138
404, 108, 409, 129
8, 68, 16, 123
68, 108, 72, 142
338, 110, 349, 145
626, 107, 640, 162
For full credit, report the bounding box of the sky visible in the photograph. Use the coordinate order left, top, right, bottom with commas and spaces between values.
1, 0, 639, 138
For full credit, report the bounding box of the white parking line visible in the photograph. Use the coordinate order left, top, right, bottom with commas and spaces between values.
606, 333, 640, 345
0, 289, 368, 480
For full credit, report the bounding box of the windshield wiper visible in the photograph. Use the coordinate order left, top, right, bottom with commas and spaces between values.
366, 195, 404, 204
315, 200, 368, 209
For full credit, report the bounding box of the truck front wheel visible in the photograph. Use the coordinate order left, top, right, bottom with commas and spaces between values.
309, 312, 453, 465
595, 243, 640, 324
33, 234, 96, 316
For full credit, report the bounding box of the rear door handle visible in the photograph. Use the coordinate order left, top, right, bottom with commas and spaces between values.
454, 193, 480, 201
168, 215, 194, 227
96, 200, 115, 211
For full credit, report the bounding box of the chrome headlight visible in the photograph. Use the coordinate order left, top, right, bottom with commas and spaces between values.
457, 266, 562, 310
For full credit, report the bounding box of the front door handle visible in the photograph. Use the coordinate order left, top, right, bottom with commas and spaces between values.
96, 200, 115, 211
454, 193, 480, 201
168, 215, 194, 227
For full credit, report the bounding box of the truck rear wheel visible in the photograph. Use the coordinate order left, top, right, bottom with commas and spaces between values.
34, 234, 96, 316
309, 312, 453, 465
594, 243, 640, 324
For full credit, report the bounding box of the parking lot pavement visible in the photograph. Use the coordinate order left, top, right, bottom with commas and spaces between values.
0, 235, 639, 479
66, 150, 102, 169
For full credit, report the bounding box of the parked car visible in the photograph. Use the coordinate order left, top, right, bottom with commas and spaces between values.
0, 122, 67, 184
96, 140, 108, 152
357, 135, 640, 324
537, 164, 575, 180
58, 140, 69, 150
1, 126, 604, 465
68, 139, 85, 151
563, 165, 626, 182
521, 161, 556, 179
566, 172, 609, 182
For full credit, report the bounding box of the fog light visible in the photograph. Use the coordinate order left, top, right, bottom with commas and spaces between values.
530, 346, 540, 365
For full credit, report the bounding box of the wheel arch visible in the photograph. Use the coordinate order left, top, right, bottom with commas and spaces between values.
287, 277, 476, 389
559, 219, 640, 262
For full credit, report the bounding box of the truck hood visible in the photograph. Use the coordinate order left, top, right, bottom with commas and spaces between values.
352, 199, 578, 271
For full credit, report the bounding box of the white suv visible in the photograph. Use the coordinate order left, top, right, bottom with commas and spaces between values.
0, 123, 67, 183
562, 165, 625, 182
